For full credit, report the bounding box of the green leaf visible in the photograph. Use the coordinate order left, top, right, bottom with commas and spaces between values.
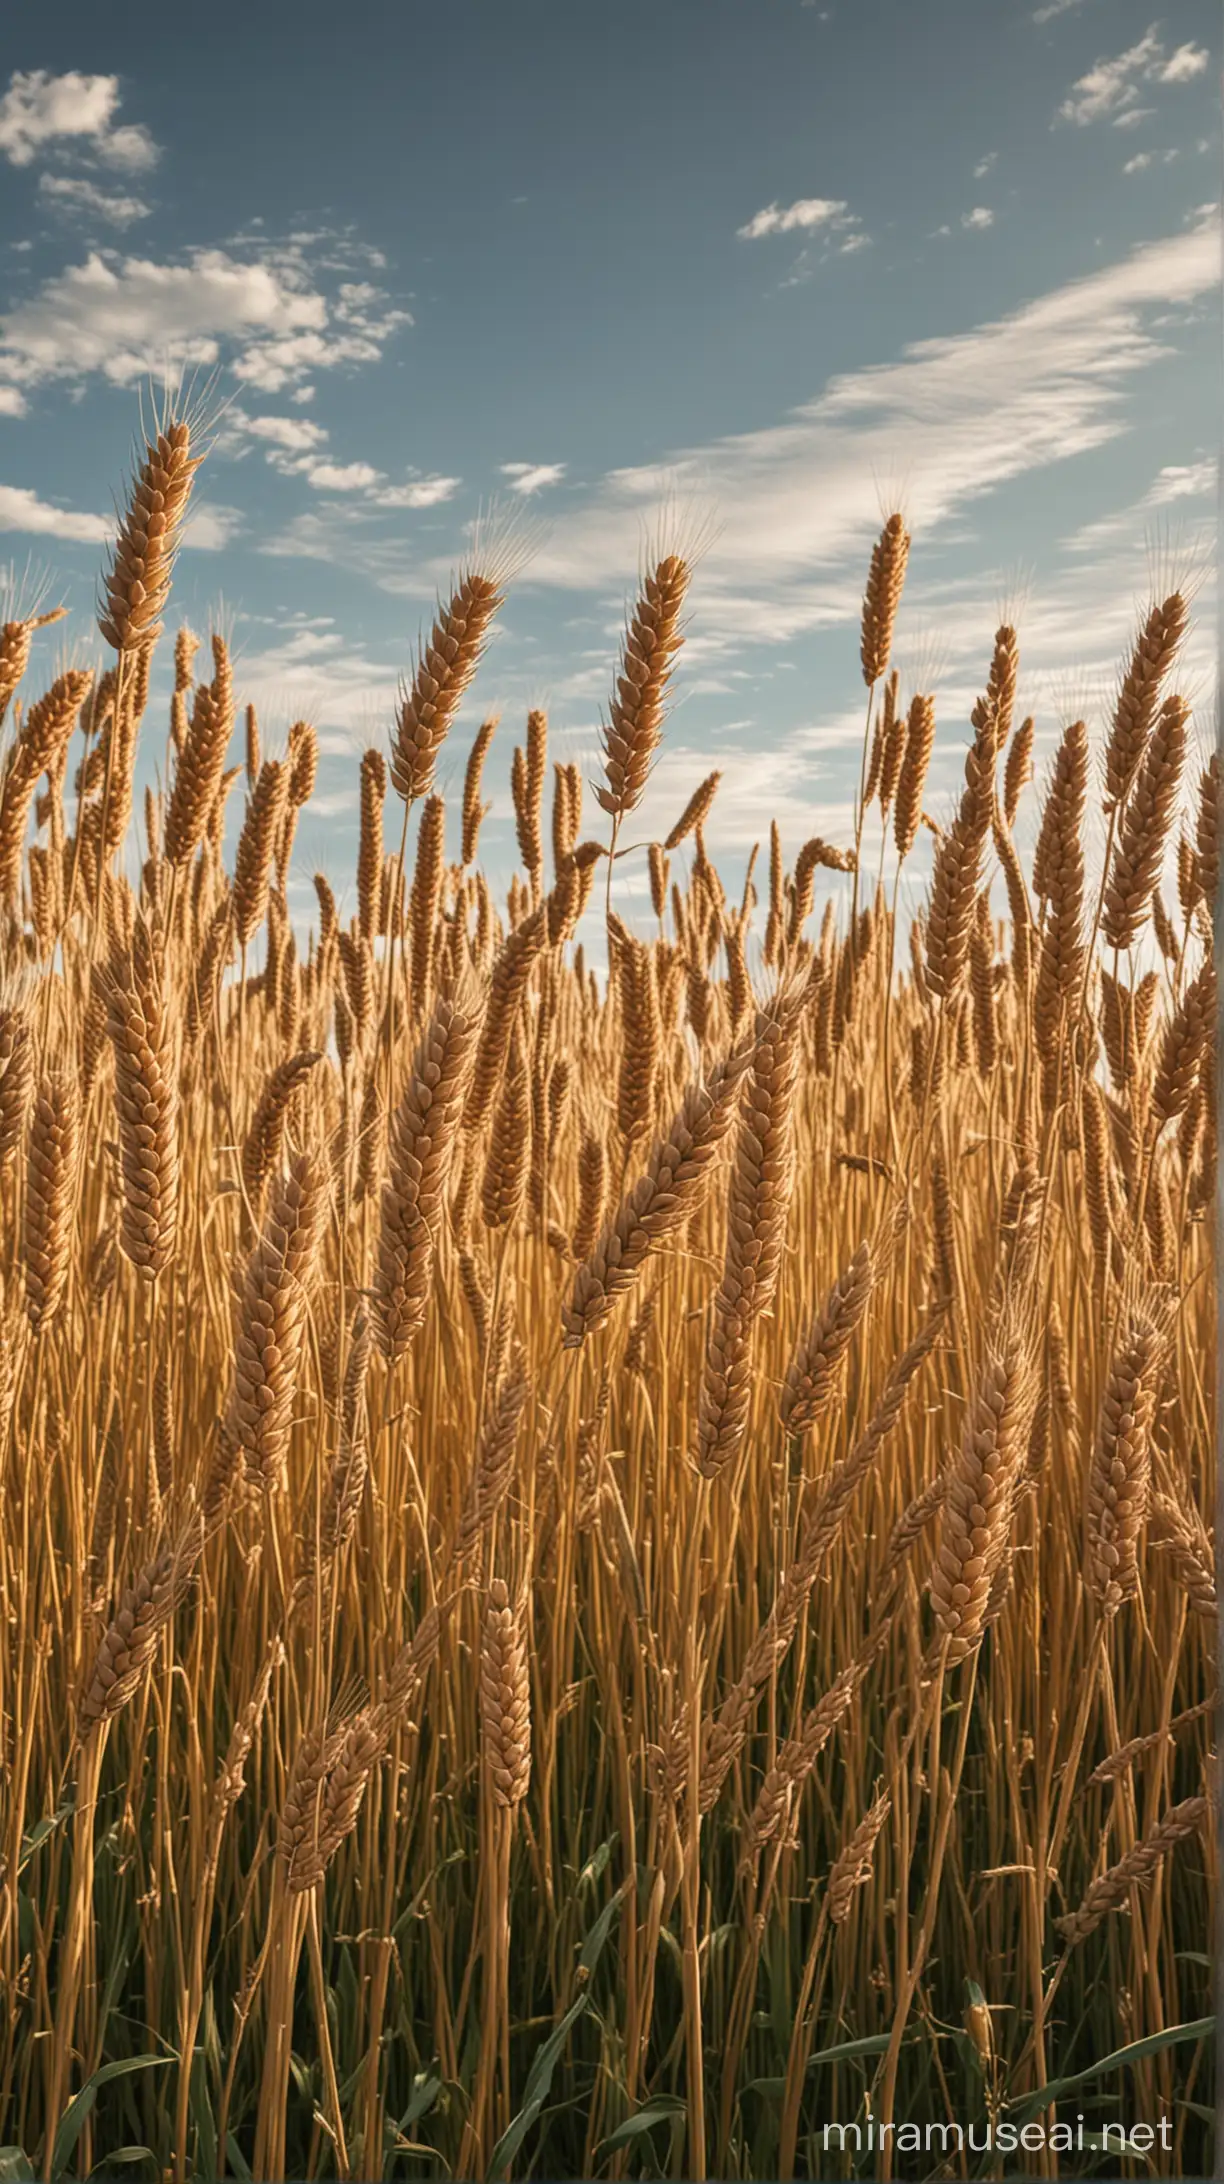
96, 1935, 133, 2051
747, 2029, 897, 2094
0, 2149, 35, 2183
596, 2095, 688, 2157
520, 1990, 591, 2116
577, 1837, 617, 1892
287, 2051, 315, 2106
399, 2072, 442, 2130
17, 1802, 73, 1875
224, 2133, 253, 2183
85, 2147, 159, 2180
486, 1880, 628, 2179
1011, 2017, 1214, 2124
485, 2094, 544, 2180
51, 2058, 170, 2183
577, 1879, 630, 1977
188, 2051, 218, 2184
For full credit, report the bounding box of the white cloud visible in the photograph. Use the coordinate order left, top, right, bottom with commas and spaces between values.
1147, 456, 1216, 502
1062, 455, 1217, 551
962, 207, 995, 230
973, 153, 997, 178
232, 317, 410, 393
301, 460, 383, 492
1123, 152, 1153, 173
454, 211, 1219, 653
737, 197, 853, 240
240, 411, 328, 454
1033, 0, 1089, 20
1059, 29, 1163, 122
0, 481, 240, 551
182, 503, 244, 551
372, 475, 460, 508
223, 404, 458, 511
500, 461, 566, 496
101, 124, 159, 171
0, 248, 320, 391
38, 174, 151, 226
0, 243, 409, 400
1058, 28, 1210, 125
0, 483, 108, 541
0, 387, 26, 417
1158, 43, 1209, 85
0, 70, 158, 170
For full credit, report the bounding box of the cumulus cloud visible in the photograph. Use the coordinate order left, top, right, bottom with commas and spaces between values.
0, 481, 241, 551
37, 173, 151, 226
500, 461, 566, 496
0, 483, 109, 541
224, 405, 458, 509
1123, 152, 1153, 173
0, 241, 410, 401
962, 207, 995, 230
738, 196, 852, 240
1157, 43, 1210, 85
182, 503, 244, 551
239, 412, 329, 454
0, 387, 26, 418
301, 460, 383, 492
231, 316, 410, 392
1058, 28, 1210, 125
973, 153, 997, 178
372, 476, 460, 508
0, 70, 158, 170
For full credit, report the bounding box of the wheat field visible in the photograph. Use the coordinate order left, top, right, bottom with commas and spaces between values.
0, 399, 1215, 2181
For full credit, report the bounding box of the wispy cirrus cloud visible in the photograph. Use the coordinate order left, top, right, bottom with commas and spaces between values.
1057, 27, 1210, 126
259, 210, 1217, 679
428, 211, 1218, 656
1060, 454, 1217, 554
0, 69, 159, 171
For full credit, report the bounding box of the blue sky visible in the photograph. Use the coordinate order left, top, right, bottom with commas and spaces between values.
0, 0, 1218, 929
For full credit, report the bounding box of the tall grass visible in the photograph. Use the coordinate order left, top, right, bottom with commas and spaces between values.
0, 398, 1214, 2182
